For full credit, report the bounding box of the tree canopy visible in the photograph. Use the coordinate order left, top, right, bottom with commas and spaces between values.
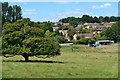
2, 18, 61, 61
101, 22, 120, 42
2, 2, 22, 24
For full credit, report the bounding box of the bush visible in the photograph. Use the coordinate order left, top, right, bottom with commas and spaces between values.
76, 36, 81, 40
73, 38, 96, 45
54, 36, 68, 43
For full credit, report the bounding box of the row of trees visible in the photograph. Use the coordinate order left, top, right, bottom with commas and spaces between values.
59, 15, 119, 27
2, 2, 22, 24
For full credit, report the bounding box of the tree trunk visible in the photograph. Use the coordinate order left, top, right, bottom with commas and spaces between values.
22, 54, 29, 62
24, 56, 29, 62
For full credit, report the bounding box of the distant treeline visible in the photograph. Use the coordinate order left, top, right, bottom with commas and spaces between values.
59, 15, 119, 27
2, 2, 119, 26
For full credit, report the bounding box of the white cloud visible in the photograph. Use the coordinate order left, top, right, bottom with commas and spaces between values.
55, 2, 80, 4
75, 9, 81, 11
56, 2, 70, 4
58, 9, 81, 16
92, 3, 112, 9
24, 9, 36, 12
23, 9, 37, 15
23, 12, 37, 15
40, 9, 93, 22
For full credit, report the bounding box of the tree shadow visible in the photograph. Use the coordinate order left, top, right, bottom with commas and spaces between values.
3, 60, 65, 63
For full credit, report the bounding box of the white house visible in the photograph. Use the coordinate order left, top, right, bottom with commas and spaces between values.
73, 33, 95, 40
59, 30, 68, 37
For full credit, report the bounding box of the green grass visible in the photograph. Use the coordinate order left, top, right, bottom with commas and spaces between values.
2, 44, 118, 78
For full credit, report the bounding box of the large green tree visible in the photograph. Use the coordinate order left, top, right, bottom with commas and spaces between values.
2, 18, 60, 61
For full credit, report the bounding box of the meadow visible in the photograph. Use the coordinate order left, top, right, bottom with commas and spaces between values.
2, 44, 118, 78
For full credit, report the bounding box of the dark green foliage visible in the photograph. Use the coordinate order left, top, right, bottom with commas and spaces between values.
59, 15, 119, 24
59, 17, 82, 27
82, 15, 90, 23
93, 16, 100, 23
2, 2, 22, 24
73, 38, 96, 45
54, 36, 68, 43
79, 28, 91, 33
76, 36, 81, 40
31, 21, 54, 32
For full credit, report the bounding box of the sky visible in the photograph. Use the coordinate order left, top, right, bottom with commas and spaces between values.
8, 2, 118, 22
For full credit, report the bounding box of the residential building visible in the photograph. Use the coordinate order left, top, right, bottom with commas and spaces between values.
62, 23, 70, 26
75, 25, 83, 31
91, 26, 105, 34
84, 23, 100, 29
53, 22, 63, 26
52, 27, 59, 31
103, 22, 115, 27
58, 29, 68, 37
53, 22, 70, 26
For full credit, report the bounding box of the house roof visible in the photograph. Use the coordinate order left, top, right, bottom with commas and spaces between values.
84, 23, 100, 27
76, 33, 95, 37
77, 25, 83, 27
59, 30, 68, 33
91, 26, 105, 31
52, 27, 59, 29
103, 23, 115, 27
62, 23, 70, 26
75, 26, 81, 30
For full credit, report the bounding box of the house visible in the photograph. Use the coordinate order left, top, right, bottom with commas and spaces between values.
77, 25, 83, 27
62, 23, 70, 26
73, 33, 95, 40
109, 22, 117, 24
53, 22, 69, 26
58, 30, 68, 37
84, 23, 100, 29
53, 22, 63, 26
52, 27, 59, 31
103, 22, 116, 27
91, 26, 105, 34
75, 25, 83, 31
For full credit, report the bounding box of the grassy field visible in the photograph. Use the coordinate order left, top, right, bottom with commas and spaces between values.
2, 44, 118, 78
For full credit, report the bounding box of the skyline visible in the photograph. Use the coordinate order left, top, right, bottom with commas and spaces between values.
8, 2, 118, 22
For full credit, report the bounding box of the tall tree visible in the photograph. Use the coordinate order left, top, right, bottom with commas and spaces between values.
81, 15, 90, 23
93, 16, 99, 23
109, 16, 117, 22
99, 16, 104, 23
103, 16, 110, 22
68, 26, 76, 39
2, 2, 22, 24
2, 2, 9, 23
